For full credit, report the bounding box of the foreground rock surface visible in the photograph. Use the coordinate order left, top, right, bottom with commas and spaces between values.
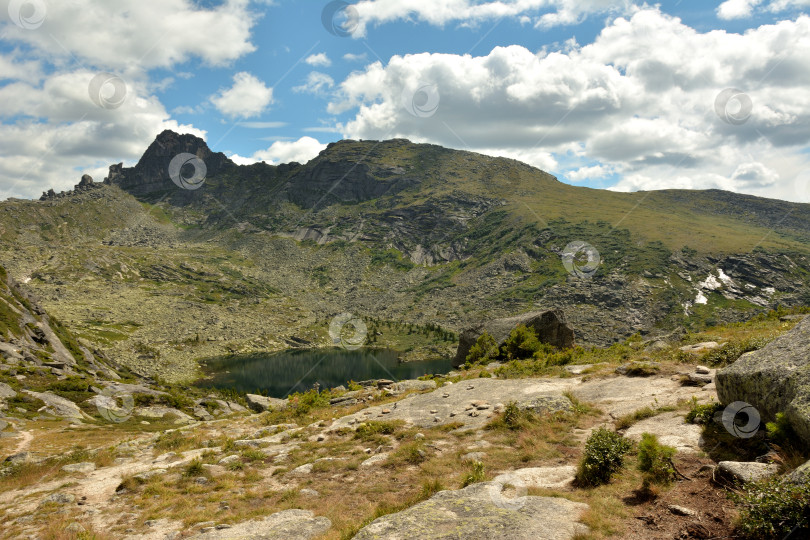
188, 509, 330, 539
716, 315, 810, 445
353, 482, 588, 540
453, 309, 575, 367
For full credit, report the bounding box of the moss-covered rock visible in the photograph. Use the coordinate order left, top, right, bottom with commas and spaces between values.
716, 315, 810, 445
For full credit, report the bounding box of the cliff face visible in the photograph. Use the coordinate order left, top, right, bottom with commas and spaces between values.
104, 130, 234, 196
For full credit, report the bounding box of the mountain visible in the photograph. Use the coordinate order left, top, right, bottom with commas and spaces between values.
1, 130, 808, 381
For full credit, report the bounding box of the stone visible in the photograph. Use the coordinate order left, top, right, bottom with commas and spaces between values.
516, 395, 573, 415
0, 382, 16, 399
188, 509, 331, 539
462, 452, 487, 462
291, 463, 313, 475
679, 342, 720, 353
219, 455, 240, 465
492, 466, 577, 490
716, 316, 810, 445
22, 390, 88, 420
453, 309, 575, 367
245, 394, 288, 413
688, 372, 713, 386
695, 365, 711, 375
360, 453, 389, 468
226, 401, 249, 413
0, 419, 7, 431
353, 482, 588, 540
43, 492, 76, 505
668, 505, 696, 517
564, 363, 608, 375
390, 379, 438, 393
65, 522, 86, 534
5, 452, 33, 465
300, 488, 319, 497
787, 459, 810, 484
717, 461, 780, 483
193, 406, 215, 422
136, 406, 194, 423
62, 462, 96, 474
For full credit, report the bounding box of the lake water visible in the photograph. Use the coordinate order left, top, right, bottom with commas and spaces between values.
196, 348, 451, 398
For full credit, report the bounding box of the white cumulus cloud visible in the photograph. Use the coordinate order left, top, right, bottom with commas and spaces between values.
305, 53, 332, 67
230, 136, 327, 165
210, 72, 274, 119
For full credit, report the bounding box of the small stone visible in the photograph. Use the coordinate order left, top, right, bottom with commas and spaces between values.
145, 520, 157, 527
215, 524, 232, 530
300, 488, 320, 497
475, 404, 490, 410
316, 434, 326, 442
433, 416, 441, 423
219, 455, 240, 465
718, 461, 780, 483
449, 411, 457, 417
466, 385, 475, 390
414, 433, 425, 440
381, 409, 391, 414
194, 477, 209, 485
668, 505, 696, 517
695, 365, 711, 375
442, 393, 450, 398
429, 409, 438, 414
43, 492, 75, 505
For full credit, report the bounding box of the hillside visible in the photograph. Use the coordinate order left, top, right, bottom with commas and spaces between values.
0, 131, 808, 380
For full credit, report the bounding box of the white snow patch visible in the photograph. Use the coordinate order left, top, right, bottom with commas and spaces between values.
694, 291, 708, 305
699, 274, 722, 290
763, 287, 775, 295
717, 268, 734, 285
22, 277, 31, 284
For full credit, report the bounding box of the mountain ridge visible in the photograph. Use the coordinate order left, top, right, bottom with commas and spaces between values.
1, 130, 808, 380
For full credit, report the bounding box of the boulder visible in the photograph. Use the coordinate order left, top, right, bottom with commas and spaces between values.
787, 459, 810, 485
717, 461, 780, 483
353, 482, 588, 540
390, 379, 438, 393
188, 509, 330, 539
246, 394, 288, 413
0, 382, 16, 399
453, 309, 574, 367
716, 316, 810, 445
22, 390, 88, 420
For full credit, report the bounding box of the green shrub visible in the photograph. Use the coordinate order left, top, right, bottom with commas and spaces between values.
354, 420, 401, 441
461, 461, 486, 487
701, 337, 771, 367
637, 433, 676, 485
732, 476, 810, 539
288, 388, 331, 416
183, 460, 204, 477
501, 324, 542, 360
465, 331, 499, 365
765, 412, 797, 445
576, 427, 632, 487
685, 397, 722, 424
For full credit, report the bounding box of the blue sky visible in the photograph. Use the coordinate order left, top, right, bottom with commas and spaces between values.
2, 0, 810, 202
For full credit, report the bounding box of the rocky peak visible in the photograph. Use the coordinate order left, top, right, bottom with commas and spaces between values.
105, 130, 234, 196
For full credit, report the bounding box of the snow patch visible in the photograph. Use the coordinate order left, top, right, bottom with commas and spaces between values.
717, 268, 734, 285
694, 291, 708, 305
699, 274, 722, 291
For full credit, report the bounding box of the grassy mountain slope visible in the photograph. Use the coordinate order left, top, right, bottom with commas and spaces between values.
0, 132, 808, 381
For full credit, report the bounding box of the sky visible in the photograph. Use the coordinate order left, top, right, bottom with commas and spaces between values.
1, 0, 810, 203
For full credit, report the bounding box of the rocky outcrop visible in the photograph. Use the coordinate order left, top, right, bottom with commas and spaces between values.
104, 130, 233, 196
353, 481, 588, 540
716, 315, 810, 445
453, 309, 574, 367
246, 394, 288, 413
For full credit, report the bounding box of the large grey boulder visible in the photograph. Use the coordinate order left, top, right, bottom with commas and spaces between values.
453, 309, 574, 367
22, 390, 88, 420
353, 481, 588, 540
716, 316, 810, 445
189, 509, 330, 539
246, 394, 288, 413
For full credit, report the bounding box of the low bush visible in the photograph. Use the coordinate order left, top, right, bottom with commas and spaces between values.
732, 476, 810, 539
461, 461, 486, 487
637, 432, 676, 486
576, 427, 632, 487
685, 397, 722, 424
465, 331, 499, 365
700, 337, 771, 367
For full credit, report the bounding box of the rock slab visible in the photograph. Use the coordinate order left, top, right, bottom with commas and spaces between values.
189, 509, 330, 539
717, 461, 780, 483
716, 316, 810, 445
353, 482, 588, 540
